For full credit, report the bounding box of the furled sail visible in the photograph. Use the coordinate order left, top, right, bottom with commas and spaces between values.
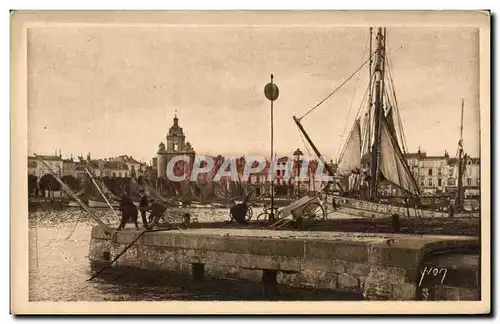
337, 118, 362, 176
99, 179, 119, 199
129, 176, 142, 193
379, 116, 420, 196
213, 182, 228, 200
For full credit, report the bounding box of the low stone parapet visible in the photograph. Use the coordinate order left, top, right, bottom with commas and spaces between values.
89, 227, 479, 300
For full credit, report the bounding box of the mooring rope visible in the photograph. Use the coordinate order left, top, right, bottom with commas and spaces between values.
87, 229, 148, 281
66, 214, 82, 240
86, 227, 174, 281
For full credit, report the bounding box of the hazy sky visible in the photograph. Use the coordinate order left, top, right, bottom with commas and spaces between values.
27, 26, 480, 163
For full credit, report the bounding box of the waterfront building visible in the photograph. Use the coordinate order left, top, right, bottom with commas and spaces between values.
405, 150, 480, 197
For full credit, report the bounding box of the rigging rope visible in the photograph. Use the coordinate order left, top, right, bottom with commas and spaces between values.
299, 52, 376, 121
335, 37, 370, 156
336, 72, 374, 163
385, 51, 410, 154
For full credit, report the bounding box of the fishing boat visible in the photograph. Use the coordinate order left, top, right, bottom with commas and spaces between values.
67, 200, 81, 207
88, 199, 120, 208
292, 27, 479, 219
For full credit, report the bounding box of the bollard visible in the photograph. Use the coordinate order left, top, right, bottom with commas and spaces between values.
391, 213, 401, 233
183, 213, 191, 226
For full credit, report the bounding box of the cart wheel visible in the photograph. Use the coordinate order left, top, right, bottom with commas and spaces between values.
256, 212, 267, 221
302, 202, 326, 220
246, 206, 253, 220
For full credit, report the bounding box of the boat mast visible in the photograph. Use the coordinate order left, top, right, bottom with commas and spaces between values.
455, 98, 465, 211
367, 27, 373, 155
370, 27, 385, 201
293, 116, 337, 178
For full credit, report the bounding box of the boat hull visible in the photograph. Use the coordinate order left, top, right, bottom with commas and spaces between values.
68, 201, 80, 207
88, 199, 120, 208
326, 195, 479, 219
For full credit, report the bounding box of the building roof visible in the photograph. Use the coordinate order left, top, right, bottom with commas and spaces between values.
405, 152, 424, 159
33, 154, 62, 162
125, 156, 141, 164
103, 161, 129, 170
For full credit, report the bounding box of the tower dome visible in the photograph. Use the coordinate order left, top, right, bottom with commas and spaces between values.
168, 114, 183, 136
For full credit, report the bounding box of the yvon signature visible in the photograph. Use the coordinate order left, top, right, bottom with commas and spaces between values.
418, 266, 448, 287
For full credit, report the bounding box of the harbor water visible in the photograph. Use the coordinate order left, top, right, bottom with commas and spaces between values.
28, 207, 362, 301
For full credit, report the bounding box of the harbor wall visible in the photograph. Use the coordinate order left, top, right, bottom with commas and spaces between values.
89, 227, 479, 300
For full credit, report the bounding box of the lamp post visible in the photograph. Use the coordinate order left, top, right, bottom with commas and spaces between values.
264, 74, 279, 223
293, 148, 303, 198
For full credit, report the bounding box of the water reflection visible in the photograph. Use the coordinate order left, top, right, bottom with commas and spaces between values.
29, 208, 361, 301
92, 267, 361, 301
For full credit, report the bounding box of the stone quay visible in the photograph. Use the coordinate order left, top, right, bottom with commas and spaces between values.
89, 227, 479, 300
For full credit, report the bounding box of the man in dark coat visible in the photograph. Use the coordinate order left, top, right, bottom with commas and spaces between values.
230, 202, 249, 224
148, 199, 168, 228
117, 194, 139, 230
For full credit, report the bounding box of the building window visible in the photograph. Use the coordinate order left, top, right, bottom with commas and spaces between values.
437, 168, 442, 176
438, 178, 442, 187
428, 179, 433, 187
420, 180, 425, 187
467, 178, 471, 186
448, 168, 454, 176
447, 178, 455, 186
476, 178, 480, 186
428, 168, 433, 176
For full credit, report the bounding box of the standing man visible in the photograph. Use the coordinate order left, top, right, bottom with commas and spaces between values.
331, 196, 340, 211
138, 190, 150, 229
448, 202, 455, 218
117, 193, 139, 231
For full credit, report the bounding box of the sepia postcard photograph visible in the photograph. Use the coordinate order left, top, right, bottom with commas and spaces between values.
10, 10, 491, 315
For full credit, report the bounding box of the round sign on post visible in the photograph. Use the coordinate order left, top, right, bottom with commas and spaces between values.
264, 74, 279, 101
264, 74, 279, 224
